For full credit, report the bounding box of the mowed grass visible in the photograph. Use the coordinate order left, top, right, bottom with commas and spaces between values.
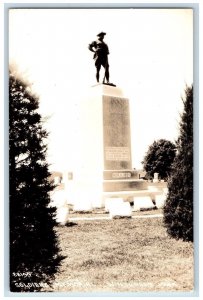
45, 215, 193, 293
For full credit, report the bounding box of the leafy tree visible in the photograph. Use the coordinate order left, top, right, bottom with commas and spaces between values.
164, 85, 193, 242
9, 71, 62, 292
142, 139, 176, 180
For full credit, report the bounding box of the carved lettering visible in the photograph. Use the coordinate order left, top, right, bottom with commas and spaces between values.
112, 172, 132, 179
105, 146, 130, 161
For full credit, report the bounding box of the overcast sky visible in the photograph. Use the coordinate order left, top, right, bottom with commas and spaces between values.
9, 8, 193, 171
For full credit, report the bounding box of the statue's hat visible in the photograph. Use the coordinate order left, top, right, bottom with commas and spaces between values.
97, 32, 106, 37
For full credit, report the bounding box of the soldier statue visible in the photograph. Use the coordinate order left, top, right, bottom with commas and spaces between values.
88, 32, 110, 84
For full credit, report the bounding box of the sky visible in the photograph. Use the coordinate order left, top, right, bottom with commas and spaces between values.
9, 8, 193, 172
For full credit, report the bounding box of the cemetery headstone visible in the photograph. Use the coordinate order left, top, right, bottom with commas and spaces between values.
133, 196, 155, 211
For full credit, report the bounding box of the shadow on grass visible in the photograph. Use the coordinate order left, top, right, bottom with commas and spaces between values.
65, 221, 78, 227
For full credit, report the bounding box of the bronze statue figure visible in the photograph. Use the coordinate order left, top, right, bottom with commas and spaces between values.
88, 32, 110, 84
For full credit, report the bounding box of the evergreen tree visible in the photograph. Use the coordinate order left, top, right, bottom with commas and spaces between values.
142, 139, 176, 180
164, 85, 193, 242
9, 71, 62, 292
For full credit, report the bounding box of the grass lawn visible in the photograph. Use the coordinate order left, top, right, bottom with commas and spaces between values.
44, 213, 193, 293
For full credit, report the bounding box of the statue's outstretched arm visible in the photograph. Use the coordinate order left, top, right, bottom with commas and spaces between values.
88, 41, 97, 53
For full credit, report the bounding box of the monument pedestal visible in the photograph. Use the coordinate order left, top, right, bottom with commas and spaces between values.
72, 84, 146, 207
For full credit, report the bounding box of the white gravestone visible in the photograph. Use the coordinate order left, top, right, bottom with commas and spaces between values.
56, 206, 69, 225
153, 172, 159, 183
109, 201, 132, 219
50, 190, 69, 225
133, 196, 155, 211
155, 194, 167, 209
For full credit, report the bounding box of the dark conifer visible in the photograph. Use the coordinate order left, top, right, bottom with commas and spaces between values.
164, 86, 193, 242
9, 71, 62, 292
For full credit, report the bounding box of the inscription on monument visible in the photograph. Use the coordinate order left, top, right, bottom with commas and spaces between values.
112, 172, 132, 179
103, 170, 135, 180
105, 146, 130, 161
103, 95, 132, 170
109, 97, 129, 113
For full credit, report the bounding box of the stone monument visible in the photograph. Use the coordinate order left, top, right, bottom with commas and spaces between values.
72, 83, 146, 207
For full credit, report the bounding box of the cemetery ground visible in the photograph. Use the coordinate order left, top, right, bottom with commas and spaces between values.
44, 209, 193, 293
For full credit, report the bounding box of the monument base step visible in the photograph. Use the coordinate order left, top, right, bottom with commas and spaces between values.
103, 179, 147, 192
103, 189, 163, 202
